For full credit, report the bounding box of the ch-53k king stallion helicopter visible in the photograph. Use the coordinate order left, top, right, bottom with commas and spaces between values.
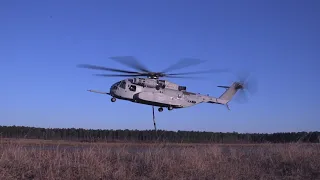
78, 56, 257, 131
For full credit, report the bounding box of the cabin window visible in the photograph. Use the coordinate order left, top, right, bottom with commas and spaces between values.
129, 85, 136, 92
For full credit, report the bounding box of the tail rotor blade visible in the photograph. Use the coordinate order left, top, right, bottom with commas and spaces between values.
236, 71, 251, 84
234, 90, 249, 104
232, 70, 258, 104
245, 76, 258, 95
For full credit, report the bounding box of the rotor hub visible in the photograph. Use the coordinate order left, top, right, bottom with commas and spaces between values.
232, 72, 258, 104
235, 82, 244, 90
147, 72, 165, 79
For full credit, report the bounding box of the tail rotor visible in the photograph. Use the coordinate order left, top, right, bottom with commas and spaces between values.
233, 71, 258, 103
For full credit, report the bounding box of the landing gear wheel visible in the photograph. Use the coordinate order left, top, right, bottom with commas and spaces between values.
168, 106, 173, 111
111, 97, 116, 102
158, 107, 163, 112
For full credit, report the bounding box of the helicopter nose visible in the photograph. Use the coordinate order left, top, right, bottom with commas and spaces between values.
110, 85, 117, 95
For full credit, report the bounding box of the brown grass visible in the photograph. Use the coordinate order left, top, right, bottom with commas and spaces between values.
0, 141, 319, 180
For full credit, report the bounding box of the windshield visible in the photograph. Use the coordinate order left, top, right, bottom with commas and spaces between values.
119, 81, 126, 89
114, 82, 121, 86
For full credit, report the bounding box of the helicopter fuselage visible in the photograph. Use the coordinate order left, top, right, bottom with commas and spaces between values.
106, 78, 228, 111
80, 56, 249, 112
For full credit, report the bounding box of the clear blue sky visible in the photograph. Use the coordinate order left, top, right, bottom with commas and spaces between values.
1, 0, 319, 133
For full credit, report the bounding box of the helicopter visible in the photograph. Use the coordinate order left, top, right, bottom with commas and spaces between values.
78, 56, 257, 113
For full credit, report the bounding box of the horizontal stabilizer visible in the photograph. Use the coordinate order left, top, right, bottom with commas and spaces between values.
217, 86, 230, 89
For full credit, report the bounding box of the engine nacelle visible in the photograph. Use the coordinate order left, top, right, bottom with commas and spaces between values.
132, 78, 163, 88
131, 78, 186, 91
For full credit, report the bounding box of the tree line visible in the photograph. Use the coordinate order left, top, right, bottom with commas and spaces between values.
0, 125, 319, 143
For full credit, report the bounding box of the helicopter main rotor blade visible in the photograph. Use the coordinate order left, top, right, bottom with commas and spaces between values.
109, 56, 151, 73
164, 75, 207, 79
161, 58, 206, 73
77, 64, 142, 74
79, 57, 230, 80
166, 68, 229, 76
94, 74, 144, 77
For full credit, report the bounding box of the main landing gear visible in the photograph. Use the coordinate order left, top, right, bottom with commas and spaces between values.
111, 97, 116, 102
157, 106, 173, 112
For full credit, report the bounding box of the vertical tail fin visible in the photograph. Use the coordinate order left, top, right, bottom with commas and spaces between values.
218, 82, 242, 103
217, 73, 257, 109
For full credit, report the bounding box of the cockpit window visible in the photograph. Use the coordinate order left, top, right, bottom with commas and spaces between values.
119, 81, 126, 89
112, 82, 120, 89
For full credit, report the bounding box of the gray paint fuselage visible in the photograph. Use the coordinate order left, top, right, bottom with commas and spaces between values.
109, 79, 227, 108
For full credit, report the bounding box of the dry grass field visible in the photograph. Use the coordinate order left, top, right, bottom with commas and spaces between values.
0, 139, 319, 180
